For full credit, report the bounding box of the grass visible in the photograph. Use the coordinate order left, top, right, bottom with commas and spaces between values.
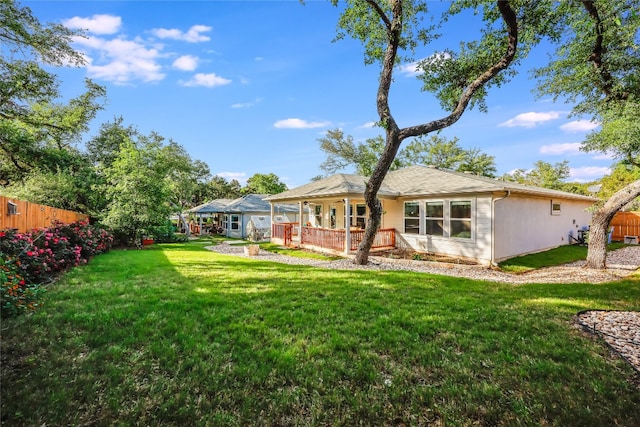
1, 242, 639, 426
498, 242, 627, 273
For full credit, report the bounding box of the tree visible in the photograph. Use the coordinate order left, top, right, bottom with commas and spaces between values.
157, 141, 211, 236
333, 0, 547, 264
0, 0, 106, 186
533, 0, 640, 268
503, 160, 570, 190
318, 130, 497, 177
102, 138, 171, 244
242, 173, 288, 195
598, 163, 640, 211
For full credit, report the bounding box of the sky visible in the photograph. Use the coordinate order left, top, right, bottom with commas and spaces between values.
24, 0, 612, 189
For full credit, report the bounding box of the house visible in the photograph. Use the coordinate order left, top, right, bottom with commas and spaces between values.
189, 194, 300, 239
264, 165, 597, 265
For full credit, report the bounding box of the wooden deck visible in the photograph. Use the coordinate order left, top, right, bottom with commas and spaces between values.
272, 223, 396, 252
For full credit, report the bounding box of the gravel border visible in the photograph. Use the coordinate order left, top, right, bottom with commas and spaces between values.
576, 310, 640, 374
205, 243, 640, 285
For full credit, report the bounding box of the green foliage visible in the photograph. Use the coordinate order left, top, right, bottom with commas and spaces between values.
503, 160, 570, 190
318, 130, 496, 177
242, 172, 288, 195
0, 255, 41, 318
102, 139, 172, 244
148, 221, 189, 244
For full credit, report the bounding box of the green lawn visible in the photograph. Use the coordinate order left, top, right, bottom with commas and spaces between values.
498, 242, 627, 273
2, 242, 639, 426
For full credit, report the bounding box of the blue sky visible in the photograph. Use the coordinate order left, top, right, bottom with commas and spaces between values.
26, 0, 611, 189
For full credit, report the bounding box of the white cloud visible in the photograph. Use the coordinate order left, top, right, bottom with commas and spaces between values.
539, 142, 582, 155
74, 36, 165, 84
63, 14, 122, 35
593, 152, 614, 160
498, 111, 563, 128
216, 171, 247, 184
274, 118, 331, 129
179, 73, 231, 87
151, 24, 212, 42
560, 120, 600, 133
231, 98, 262, 109
569, 166, 611, 182
358, 121, 377, 129
399, 52, 451, 77
173, 55, 199, 71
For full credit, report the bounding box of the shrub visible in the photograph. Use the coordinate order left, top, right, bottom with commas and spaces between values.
148, 221, 189, 243
0, 221, 113, 318
0, 255, 43, 318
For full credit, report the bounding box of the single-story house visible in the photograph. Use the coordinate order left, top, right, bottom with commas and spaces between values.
264, 165, 597, 265
189, 194, 301, 239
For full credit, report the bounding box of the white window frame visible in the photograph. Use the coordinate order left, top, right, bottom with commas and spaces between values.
449, 199, 473, 239
425, 200, 444, 237
551, 201, 561, 215
404, 201, 420, 234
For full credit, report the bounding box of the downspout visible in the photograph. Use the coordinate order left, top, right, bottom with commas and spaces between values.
491, 191, 510, 267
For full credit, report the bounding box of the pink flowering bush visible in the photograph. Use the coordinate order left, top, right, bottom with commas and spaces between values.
0, 221, 113, 318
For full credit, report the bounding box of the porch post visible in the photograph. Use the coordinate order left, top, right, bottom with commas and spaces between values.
299, 201, 304, 244
344, 197, 350, 254
198, 214, 203, 236
270, 203, 274, 240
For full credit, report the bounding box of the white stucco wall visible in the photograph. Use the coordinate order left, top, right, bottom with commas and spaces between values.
493, 194, 593, 262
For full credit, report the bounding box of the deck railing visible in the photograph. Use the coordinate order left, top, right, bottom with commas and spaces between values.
301, 227, 345, 251
273, 223, 396, 252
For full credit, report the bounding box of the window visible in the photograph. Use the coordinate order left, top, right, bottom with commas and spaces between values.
230, 214, 240, 230
404, 202, 420, 234
222, 215, 228, 230
425, 201, 444, 236
551, 201, 561, 215
355, 203, 367, 229
314, 205, 322, 227
450, 200, 471, 238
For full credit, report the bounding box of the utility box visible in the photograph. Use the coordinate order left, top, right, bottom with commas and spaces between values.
623, 235, 639, 244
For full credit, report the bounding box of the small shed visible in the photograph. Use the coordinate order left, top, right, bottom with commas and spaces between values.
221, 194, 300, 239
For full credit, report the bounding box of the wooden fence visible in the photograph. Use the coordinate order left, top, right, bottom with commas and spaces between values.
0, 196, 88, 232
611, 211, 640, 241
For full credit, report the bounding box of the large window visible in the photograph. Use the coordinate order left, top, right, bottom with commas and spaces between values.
425, 201, 444, 236
450, 200, 471, 238
404, 202, 420, 234
222, 215, 228, 230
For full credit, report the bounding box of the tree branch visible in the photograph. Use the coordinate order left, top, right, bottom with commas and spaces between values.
399, 0, 519, 140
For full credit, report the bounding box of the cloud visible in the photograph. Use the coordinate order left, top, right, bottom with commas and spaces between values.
63, 14, 122, 35
398, 52, 451, 77
539, 142, 582, 155
498, 111, 563, 128
231, 98, 262, 109
593, 152, 614, 160
358, 121, 377, 129
74, 36, 165, 84
179, 73, 231, 87
172, 55, 199, 71
569, 166, 611, 182
274, 118, 331, 129
216, 171, 247, 184
151, 24, 212, 42
560, 120, 600, 133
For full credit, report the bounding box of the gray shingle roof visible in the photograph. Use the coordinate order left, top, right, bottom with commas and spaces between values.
264, 173, 398, 202
266, 166, 597, 202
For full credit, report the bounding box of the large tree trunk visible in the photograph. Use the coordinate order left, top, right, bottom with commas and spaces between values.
353, 0, 518, 265
585, 179, 640, 269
